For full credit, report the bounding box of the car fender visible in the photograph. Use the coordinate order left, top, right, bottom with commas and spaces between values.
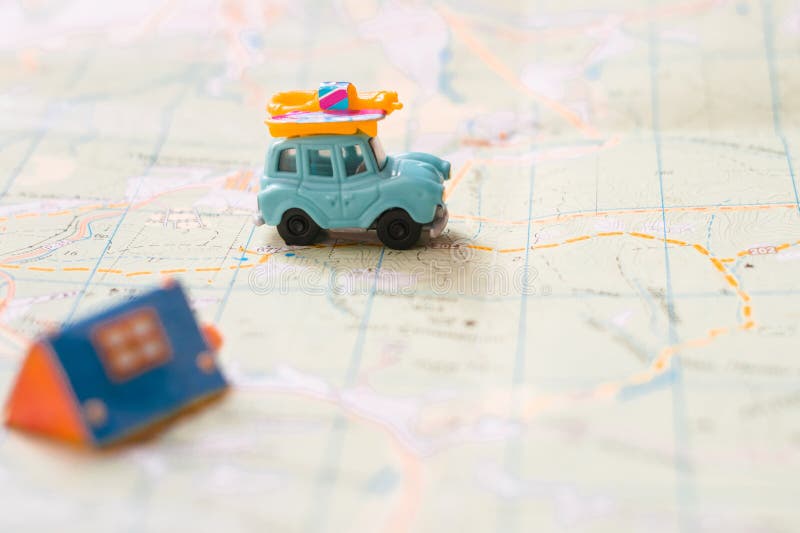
360, 196, 439, 227
393, 152, 451, 180
357, 167, 442, 226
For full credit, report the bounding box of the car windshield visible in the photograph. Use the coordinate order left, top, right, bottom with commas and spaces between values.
369, 137, 387, 170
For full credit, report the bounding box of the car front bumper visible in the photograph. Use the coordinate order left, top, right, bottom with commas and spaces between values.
427, 205, 449, 239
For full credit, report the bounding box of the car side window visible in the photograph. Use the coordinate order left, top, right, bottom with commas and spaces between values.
306, 148, 334, 177
277, 147, 297, 173
340, 144, 368, 176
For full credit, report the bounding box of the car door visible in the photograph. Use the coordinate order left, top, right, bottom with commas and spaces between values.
338, 140, 379, 225
299, 145, 342, 226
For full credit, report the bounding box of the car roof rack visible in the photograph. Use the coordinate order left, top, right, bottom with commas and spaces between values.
265, 82, 403, 138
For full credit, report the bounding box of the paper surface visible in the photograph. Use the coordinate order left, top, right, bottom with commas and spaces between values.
1, 1, 799, 531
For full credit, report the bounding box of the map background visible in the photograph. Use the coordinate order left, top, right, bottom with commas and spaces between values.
1, 1, 800, 531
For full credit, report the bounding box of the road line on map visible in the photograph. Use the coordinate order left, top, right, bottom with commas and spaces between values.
443, 160, 473, 201
3, 200, 796, 227
448, 202, 798, 227
761, 0, 800, 214
0, 271, 27, 350
3, 228, 773, 461
1, 53, 94, 201
0, 271, 15, 315
1, 211, 122, 264
235, 380, 423, 533
1, 223, 790, 381
438, 6, 601, 140
62, 79, 195, 325
4, 233, 796, 294
565, 235, 591, 243
214, 223, 257, 323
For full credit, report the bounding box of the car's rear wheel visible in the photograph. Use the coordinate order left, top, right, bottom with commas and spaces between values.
376, 209, 422, 250
278, 209, 320, 246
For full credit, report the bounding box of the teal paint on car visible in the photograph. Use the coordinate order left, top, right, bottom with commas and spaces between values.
254, 133, 450, 249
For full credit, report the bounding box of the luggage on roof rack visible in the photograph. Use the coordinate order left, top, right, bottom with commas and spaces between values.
265, 81, 403, 138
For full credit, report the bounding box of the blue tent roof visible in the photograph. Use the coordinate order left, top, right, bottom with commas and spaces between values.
47, 283, 227, 445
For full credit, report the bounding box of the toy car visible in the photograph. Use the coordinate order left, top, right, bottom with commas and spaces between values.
254, 82, 451, 250
254, 133, 450, 249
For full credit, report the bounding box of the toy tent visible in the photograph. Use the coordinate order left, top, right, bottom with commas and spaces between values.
4, 281, 227, 447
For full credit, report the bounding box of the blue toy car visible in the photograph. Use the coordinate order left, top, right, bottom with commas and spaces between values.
253, 133, 450, 250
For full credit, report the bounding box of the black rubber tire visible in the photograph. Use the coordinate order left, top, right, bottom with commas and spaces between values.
376, 209, 422, 250
277, 208, 321, 245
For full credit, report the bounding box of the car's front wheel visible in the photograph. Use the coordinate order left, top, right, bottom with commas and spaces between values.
277, 208, 320, 246
376, 209, 422, 250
